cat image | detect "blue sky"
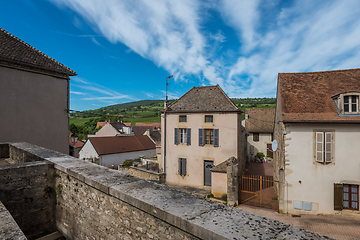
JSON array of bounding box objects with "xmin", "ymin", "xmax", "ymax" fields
[{"xmin": 1, "ymin": 0, "xmax": 360, "ymax": 111}]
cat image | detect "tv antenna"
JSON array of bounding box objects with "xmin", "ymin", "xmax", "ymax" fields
[{"xmin": 165, "ymin": 75, "xmax": 173, "ymax": 104}]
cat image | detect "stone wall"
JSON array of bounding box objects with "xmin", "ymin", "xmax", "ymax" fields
[
  {"xmin": 0, "ymin": 160, "xmax": 56, "ymax": 239},
  {"xmin": 0, "ymin": 201, "xmax": 27, "ymax": 240},
  {"xmin": 122, "ymin": 166, "xmax": 165, "ymax": 183},
  {"xmin": 2, "ymin": 142, "xmax": 328, "ymax": 240}
]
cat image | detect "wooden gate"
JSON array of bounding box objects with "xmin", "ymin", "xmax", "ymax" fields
[{"xmin": 240, "ymin": 175, "xmax": 279, "ymax": 210}]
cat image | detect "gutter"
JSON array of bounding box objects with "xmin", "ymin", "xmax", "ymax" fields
[{"xmin": 160, "ymin": 110, "xmax": 243, "ymax": 114}]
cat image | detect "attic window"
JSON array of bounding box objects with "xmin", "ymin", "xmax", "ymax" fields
[
  {"xmin": 344, "ymin": 95, "xmax": 358, "ymax": 113},
  {"xmin": 333, "ymin": 92, "xmax": 360, "ymax": 115}
]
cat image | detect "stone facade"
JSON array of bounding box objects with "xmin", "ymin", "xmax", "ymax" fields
[
  {"xmin": 122, "ymin": 166, "xmax": 165, "ymax": 183},
  {"xmin": 0, "ymin": 201, "xmax": 27, "ymax": 240},
  {"xmin": 0, "ymin": 142, "xmax": 329, "ymax": 240}
]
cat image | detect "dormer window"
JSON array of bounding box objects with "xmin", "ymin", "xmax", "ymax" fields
[
  {"xmin": 332, "ymin": 92, "xmax": 360, "ymax": 115},
  {"xmin": 344, "ymin": 95, "xmax": 358, "ymax": 113}
]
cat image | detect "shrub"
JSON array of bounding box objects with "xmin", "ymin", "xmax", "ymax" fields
[
  {"xmin": 256, "ymin": 152, "xmax": 265, "ymax": 159},
  {"xmin": 221, "ymin": 193, "xmax": 227, "ymax": 202}
]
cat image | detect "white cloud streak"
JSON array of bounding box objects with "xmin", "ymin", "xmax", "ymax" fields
[{"xmin": 55, "ymin": 0, "xmax": 360, "ymax": 98}]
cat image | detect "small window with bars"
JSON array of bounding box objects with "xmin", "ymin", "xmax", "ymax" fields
[
  {"xmin": 315, "ymin": 131, "xmax": 333, "ymax": 163},
  {"xmin": 205, "ymin": 115, "xmax": 213, "ymax": 123},
  {"xmin": 179, "ymin": 115, "xmax": 187, "ymax": 122}
]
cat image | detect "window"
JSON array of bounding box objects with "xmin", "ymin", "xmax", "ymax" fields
[
  {"xmin": 199, "ymin": 129, "xmax": 219, "ymax": 147},
  {"xmin": 179, "ymin": 115, "xmax": 187, "ymax": 122},
  {"xmin": 205, "ymin": 115, "xmax": 213, "ymax": 123},
  {"xmin": 315, "ymin": 131, "xmax": 333, "ymax": 163},
  {"xmin": 178, "ymin": 158, "xmax": 186, "ymax": 176},
  {"xmin": 253, "ymin": 133, "xmax": 259, "ymax": 142},
  {"xmin": 174, "ymin": 128, "xmax": 191, "ymax": 145},
  {"xmin": 344, "ymin": 95, "xmax": 358, "ymax": 113},
  {"xmin": 343, "ymin": 184, "xmax": 359, "ymax": 210},
  {"xmin": 205, "ymin": 129, "xmax": 214, "ymax": 145},
  {"xmin": 334, "ymin": 183, "xmax": 359, "ymax": 211}
]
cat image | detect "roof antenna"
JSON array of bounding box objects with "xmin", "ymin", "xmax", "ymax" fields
[{"xmin": 165, "ymin": 75, "xmax": 173, "ymax": 108}]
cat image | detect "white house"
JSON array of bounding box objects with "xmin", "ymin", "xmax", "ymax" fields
[
  {"xmin": 161, "ymin": 85, "xmax": 245, "ymax": 188},
  {"xmin": 274, "ymin": 69, "xmax": 360, "ymax": 216},
  {"xmin": 244, "ymin": 108, "xmax": 275, "ymax": 161},
  {"xmin": 89, "ymin": 121, "xmax": 133, "ymax": 137},
  {"xmin": 79, "ymin": 135, "xmax": 156, "ymax": 167}
]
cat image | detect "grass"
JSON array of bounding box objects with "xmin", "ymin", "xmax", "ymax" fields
[
  {"xmin": 123, "ymin": 116, "xmax": 160, "ymax": 125},
  {"xmin": 69, "ymin": 117, "xmax": 96, "ymax": 126}
]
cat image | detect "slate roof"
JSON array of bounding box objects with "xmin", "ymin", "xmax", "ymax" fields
[
  {"xmin": 245, "ymin": 108, "xmax": 275, "ymax": 133},
  {"xmin": 164, "ymin": 85, "xmax": 240, "ymax": 112},
  {"xmin": 0, "ymin": 27, "xmax": 76, "ymax": 76},
  {"xmin": 149, "ymin": 131, "xmax": 161, "ymax": 142},
  {"xmin": 89, "ymin": 135, "xmax": 155, "ymax": 155},
  {"xmin": 278, "ymin": 69, "xmax": 360, "ymax": 122},
  {"xmin": 210, "ymin": 156, "xmax": 238, "ymax": 173},
  {"xmin": 132, "ymin": 126, "xmax": 153, "ymax": 136}
]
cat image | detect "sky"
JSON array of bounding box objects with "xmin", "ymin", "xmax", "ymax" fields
[{"xmin": 1, "ymin": 0, "xmax": 360, "ymax": 111}]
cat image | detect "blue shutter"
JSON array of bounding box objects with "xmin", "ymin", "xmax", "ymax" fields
[
  {"xmin": 187, "ymin": 128, "xmax": 191, "ymax": 145},
  {"xmin": 214, "ymin": 129, "xmax": 219, "ymax": 147},
  {"xmin": 178, "ymin": 158, "xmax": 182, "ymax": 175},
  {"xmin": 174, "ymin": 128, "xmax": 178, "ymax": 145},
  {"xmin": 182, "ymin": 158, "xmax": 186, "ymax": 175},
  {"xmin": 199, "ymin": 129, "xmax": 204, "ymax": 146}
]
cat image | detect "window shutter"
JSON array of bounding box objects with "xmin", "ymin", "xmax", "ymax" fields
[
  {"xmin": 325, "ymin": 132, "xmax": 332, "ymax": 162},
  {"xmin": 174, "ymin": 128, "xmax": 178, "ymax": 145},
  {"xmin": 315, "ymin": 132, "xmax": 324, "ymax": 162},
  {"xmin": 334, "ymin": 183, "xmax": 343, "ymax": 211},
  {"xmin": 214, "ymin": 129, "xmax": 219, "ymax": 147},
  {"xmin": 182, "ymin": 158, "xmax": 186, "ymax": 175},
  {"xmin": 187, "ymin": 128, "xmax": 191, "ymax": 146},
  {"xmin": 178, "ymin": 158, "xmax": 182, "ymax": 175},
  {"xmin": 199, "ymin": 129, "xmax": 204, "ymax": 146}
]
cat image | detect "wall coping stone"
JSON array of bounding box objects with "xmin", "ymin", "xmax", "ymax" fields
[
  {"xmin": 0, "ymin": 201, "xmax": 27, "ymax": 240},
  {"xmin": 129, "ymin": 166, "xmax": 165, "ymax": 175},
  {"xmin": 7, "ymin": 142, "xmax": 328, "ymax": 240}
]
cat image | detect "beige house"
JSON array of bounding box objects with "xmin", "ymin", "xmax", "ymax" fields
[
  {"xmin": 89, "ymin": 121, "xmax": 133, "ymax": 137},
  {"xmin": 274, "ymin": 69, "xmax": 360, "ymax": 215},
  {"xmin": 245, "ymin": 108, "xmax": 275, "ymax": 161},
  {"xmin": 0, "ymin": 27, "xmax": 76, "ymax": 154},
  {"xmin": 161, "ymin": 85, "xmax": 244, "ymax": 188}
]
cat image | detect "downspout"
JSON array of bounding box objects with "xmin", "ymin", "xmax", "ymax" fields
[{"xmin": 163, "ymin": 110, "xmax": 167, "ymax": 181}]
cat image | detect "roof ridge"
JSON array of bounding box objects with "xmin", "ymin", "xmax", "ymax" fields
[
  {"xmin": 215, "ymin": 85, "xmax": 238, "ymax": 109},
  {"xmin": 0, "ymin": 27, "xmax": 76, "ymax": 75},
  {"xmin": 167, "ymin": 86, "xmax": 195, "ymax": 109},
  {"xmin": 279, "ymin": 68, "xmax": 360, "ymax": 75}
]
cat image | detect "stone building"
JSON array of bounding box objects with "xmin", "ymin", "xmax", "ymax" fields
[
  {"xmin": 0, "ymin": 27, "xmax": 76, "ymax": 154},
  {"xmin": 274, "ymin": 68, "xmax": 360, "ymax": 215},
  {"xmin": 161, "ymin": 85, "xmax": 245, "ymax": 188},
  {"xmin": 244, "ymin": 108, "xmax": 275, "ymax": 161}
]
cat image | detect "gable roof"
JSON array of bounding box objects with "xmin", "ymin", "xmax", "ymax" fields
[
  {"xmin": 245, "ymin": 108, "xmax": 275, "ymax": 133},
  {"xmin": 164, "ymin": 85, "xmax": 240, "ymax": 112},
  {"xmin": 132, "ymin": 126, "xmax": 152, "ymax": 136},
  {"xmin": 210, "ymin": 156, "xmax": 238, "ymax": 173},
  {"xmin": 278, "ymin": 68, "xmax": 360, "ymax": 122},
  {"xmin": 0, "ymin": 27, "xmax": 76, "ymax": 77},
  {"xmin": 89, "ymin": 135, "xmax": 155, "ymax": 155}
]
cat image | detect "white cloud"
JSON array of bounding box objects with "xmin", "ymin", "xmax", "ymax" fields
[{"xmin": 70, "ymin": 91, "xmax": 85, "ymax": 95}]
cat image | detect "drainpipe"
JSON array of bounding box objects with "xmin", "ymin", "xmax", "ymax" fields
[{"xmin": 163, "ymin": 75, "xmax": 172, "ymax": 181}]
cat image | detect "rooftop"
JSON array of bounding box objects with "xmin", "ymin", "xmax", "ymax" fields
[
  {"xmin": 164, "ymin": 85, "xmax": 240, "ymax": 112},
  {"xmin": 0, "ymin": 27, "xmax": 76, "ymax": 77},
  {"xmin": 278, "ymin": 68, "xmax": 360, "ymax": 122},
  {"xmin": 245, "ymin": 108, "xmax": 275, "ymax": 133}
]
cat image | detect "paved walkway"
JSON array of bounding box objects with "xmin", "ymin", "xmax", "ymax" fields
[
  {"xmin": 165, "ymin": 183, "xmax": 360, "ymax": 240},
  {"xmin": 238, "ymin": 204, "xmax": 360, "ymax": 240}
]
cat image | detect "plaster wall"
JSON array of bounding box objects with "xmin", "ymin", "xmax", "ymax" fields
[
  {"xmin": 90, "ymin": 123, "xmax": 119, "ymax": 137},
  {"xmin": 162, "ymin": 112, "xmax": 240, "ymax": 187},
  {"xmin": 247, "ymin": 133, "xmax": 272, "ymax": 160},
  {"xmin": 100, "ymin": 149, "xmax": 156, "ymax": 166},
  {"xmin": 0, "ymin": 66, "xmax": 69, "ymax": 154},
  {"xmin": 282, "ymin": 123, "xmax": 360, "ymax": 214},
  {"xmin": 211, "ymin": 172, "xmax": 227, "ymax": 198},
  {"xmin": 79, "ymin": 140, "xmax": 97, "ymax": 160}
]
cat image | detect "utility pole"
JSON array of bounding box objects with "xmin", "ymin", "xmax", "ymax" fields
[{"xmin": 163, "ymin": 75, "xmax": 173, "ymax": 181}]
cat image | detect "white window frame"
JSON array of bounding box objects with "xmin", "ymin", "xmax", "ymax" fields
[
  {"xmin": 314, "ymin": 130, "xmax": 334, "ymax": 163},
  {"xmin": 344, "ymin": 95, "xmax": 359, "ymax": 113},
  {"xmin": 179, "ymin": 128, "xmax": 187, "ymax": 144}
]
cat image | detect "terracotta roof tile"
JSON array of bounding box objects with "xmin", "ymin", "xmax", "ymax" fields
[
  {"xmin": 0, "ymin": 27, "xmax": 76, "ymax": 76},
  {"xmin": 165, "ymin": 85, "xmax": 240, "ymax": 112},
  {"xmin": 278, "ymin": 69, "xmax": 360, "ymax": 122},
  {"xmin": 69, "ymin": 138, "xmax": 84, "ymax": 148},
  {"xmin": 245, "ymin": 108, "xmax": 275, "ymax": 133},
  {"xmin": 89, "ymin": 135, "xmax": 155, "ymax": 155}
]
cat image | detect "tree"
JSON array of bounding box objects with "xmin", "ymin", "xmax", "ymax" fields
[{"xmin": 69, "ymin": 123, "xmax": 78, "ymax": 133}]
